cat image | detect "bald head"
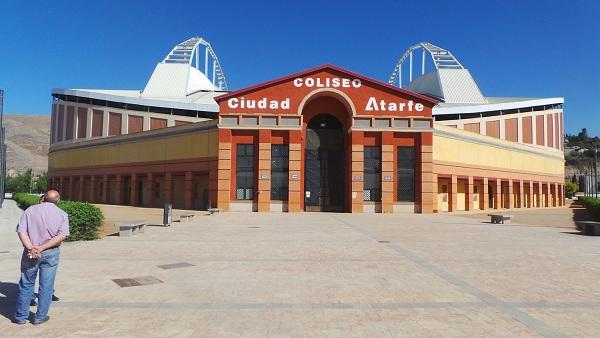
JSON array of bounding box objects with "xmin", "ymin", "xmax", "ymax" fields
[{"xmin": 45, "ymin": 190, "xmax": 60, "ymax": 204}]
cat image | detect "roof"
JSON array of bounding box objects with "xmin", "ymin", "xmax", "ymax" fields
[
  {"xmin": 433, "ymin": 97, "xmax": 564, "ymax": 115},
  {"xmin": 52, "ymin": 88, "xmax": 222, "ymax": 112},
  {"xmin": 216, "ymin": 64, "xmax": 440, "ymax": 105}
]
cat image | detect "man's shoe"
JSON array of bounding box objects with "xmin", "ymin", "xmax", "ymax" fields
[
  {"xmin": 31, "ymin": 316, "xmax": 49, "ymax": 325},
  {"xmin": 52, "ymin": 294, "xmax": 59, "ymax": 301},
  {"xmin": 12, "ymin": 319, "xmax": 26, "ymax": 325},
  {"xmin": 30, "ymin": 299, "xmax": 37, "ymax": 306}
]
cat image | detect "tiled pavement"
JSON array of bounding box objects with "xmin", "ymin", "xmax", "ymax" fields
[{"xmin": 1, "ymin": 201, "xmax": 599, "ymax": 337}]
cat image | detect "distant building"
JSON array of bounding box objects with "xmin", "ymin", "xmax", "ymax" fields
[{"xmin": 47, "ymin": 39, "xmax": 565, "ymax": 212}]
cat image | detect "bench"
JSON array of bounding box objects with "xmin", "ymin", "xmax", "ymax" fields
[
  {"xmin": 208, "ymin": 208, "xmax": 221, "ymax": 215},
  {"xmin": 576, "ymin": 221, "xmax": 600, "ymax": 236},
  {"xmin": 116, "ymin": 220, "xmax": 146, "ymax": 237},
  {"xmin": 488, "ymin": 214, "xmax": 513, "ymax": 224},
  {"xmin": 180, "ymin": 213, "xmax": 194, "ymax": 222}
]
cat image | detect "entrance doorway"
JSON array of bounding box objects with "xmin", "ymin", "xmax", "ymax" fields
[{"xmin": 304, "ymin": 114, "xmax": 346, "ymax": 212}]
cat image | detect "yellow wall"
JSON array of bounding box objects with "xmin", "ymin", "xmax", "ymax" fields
[
  {"xmin": 433, "ymin": 125, "xmax": 563, "ymax": 177},
  {"xmin": 49, "ymin": 129, "xmax": 218, "ymax": 169}
]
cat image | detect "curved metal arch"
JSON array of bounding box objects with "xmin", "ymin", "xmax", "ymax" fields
[
  {"xmin": 162, "ymin": 37, "xmax": 229, "ymax": 91},
  {"xmin": 388, "ymin": 42, "xmax": 464, "ymax": 87}
]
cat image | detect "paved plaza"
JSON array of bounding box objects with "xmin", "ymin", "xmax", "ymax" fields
[{"xmin": 1, "ymin": 201, "xmax": 600, "ymax": 337}]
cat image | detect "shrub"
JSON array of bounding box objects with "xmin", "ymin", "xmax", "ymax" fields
[
  {"xmin": 579, "ymin": 196, "xmax": 600, "ymax": 220},
  {"xmin": 13, "ymin": 192, "xmax": 40, "ymax": 209},
  {"xmin": 565, "ymin": 181, "xmax": 578, "ymax": 198},
  {"xmin": 13, "ymin": 193, "xmax": 104, "ymax": 241}
]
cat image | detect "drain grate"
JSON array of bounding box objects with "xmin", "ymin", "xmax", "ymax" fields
[
  {"xmin": 248, "ymin": 226, "xmax": 261, "ymax": 228},
  {"xmin": 112, "ymin": 275, "xmax": 163, "ymax": 288},
  {"xmin": 378, "ymin": 240, "xmax": 390, "ymax": 243},
  {"xmin": 157, "ymin": 262, "xmax": 195, "ymax": 270}
]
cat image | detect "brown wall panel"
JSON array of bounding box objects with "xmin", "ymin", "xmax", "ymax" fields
[
  {"xmin": 522, "ymin": 116, "xmax": 532, "ymax": 144},
  {"xmin": 92, "ymin": 110, "xmax": 103, "ymax": 137},
  {"xmin": 536, "ymin": 115, "xmax": 544, "ymax": 145},
  {"xmin": 77, "ymin": 108, "xmax": 87, "ymax": 139},
  {"xmin": 66, "ymin": 106, "xmax": 75, "ymax": 140},
  {"xmin": 175, "ymin": 120, "xmax": 191, "ymax": 126},
  {"xmin": 57, "ymin": 106, "xmax": 64, "ymax": 142},
  {"xmin": 109, "ymin": 112, "xmax": 122, "ymax": 136},
  {"xmin": 150, "ymin": 117, "xmax": 167, "ymax": 130},
  {"xmin": 546, "ymin": 114, "xmax": 553, "ymax": 148},
  {"xmin": 559, "ymin": 112, "xmax": 564, "ymax": 150},
  {"xmin": 486, "ymin": 120, "xmax": 500, "ymax": 138},
  {"xmin": 50, "ymin": 106, "xmax": 56, "ymax": 144},
  {"xmin": 505, "ymin": 118, "xmax": 518, "ymax": 142},
  {"xmin": 554, "ymin": 113, "xmax": 559, "ymax": 149},
  {"xmin": 463, "ymin": 123, "xmax": 480, "ymax": 134},
  {"xmin": 128, "ymin": 115, "xmax": 143, "ymax": 134}
]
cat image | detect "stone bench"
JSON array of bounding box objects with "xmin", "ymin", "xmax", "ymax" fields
[
  {"xmin": 180, "ymin": 213, "xmax": 194, "ymax": 222},
  {"xmin": 488, "ymin": 214, "xmax": 513, "ymax": 224},
  {"xmin": 208, "ymin": 208, "xmax": 221, "ymax": 215},
  {"xmin": 576, "ymin": 221, "xmax": 600, "ymax": 236},
  {"xmin": 116, "ymin": 220, "xmax": 146, "ymax": 237}
]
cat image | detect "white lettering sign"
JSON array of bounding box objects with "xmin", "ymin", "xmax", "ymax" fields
[
  {"xmin": 365, "ymin": 97, "xmax": 424, "ymax": 112},
  {"xmin": 227, "ymin": 97, "xmax": 290, "ymax": 110},
  {"xmin": 293, "ymin": 77, "xmax": 361, "ymax": 89}
]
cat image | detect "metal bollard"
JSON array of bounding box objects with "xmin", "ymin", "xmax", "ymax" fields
[{"xmin": 163, "ymin": 203, "xmax": 172, "ymax": 226}]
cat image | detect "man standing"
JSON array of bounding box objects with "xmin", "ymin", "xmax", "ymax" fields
[{"xmin": 13, "ymin": 190, "xmax": 69, "ymax": 325}]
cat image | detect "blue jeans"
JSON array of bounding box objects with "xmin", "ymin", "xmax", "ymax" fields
[{"xmin": 14, "ymin": 247, "xmax": 60, "ymax": 323}]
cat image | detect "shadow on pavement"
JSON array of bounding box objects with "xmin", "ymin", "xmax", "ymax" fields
[{"xmin": 0, "ymin": 281, "xmax": 19, "ymax": 321}]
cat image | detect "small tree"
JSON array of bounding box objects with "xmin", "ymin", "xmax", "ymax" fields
[
  {"xmin": 565, "ymin": 180, "xmax": 578, "ymax": 198},
  {"xmin": 5, "ymin": 169, "xmax": 33, "ymax": 193},
  {"xmin": 34, "ymin": 172, "xmax": 48, "ymax": 193}
]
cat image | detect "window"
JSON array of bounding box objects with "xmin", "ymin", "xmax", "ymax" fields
[
  {"xmin": 271, "ymin": 144, "xmax": 289, "ymax": 200},
  {"xmin": 236, "ymin": 144, "xmax": 254, "ymax": 200},
  {"xmin": 397, "ymin": 146, "xmax": 415, "ymax": 202},
  {"xmin": 363, "ymin": 146, "xmax": 381, "ymax": 201}
]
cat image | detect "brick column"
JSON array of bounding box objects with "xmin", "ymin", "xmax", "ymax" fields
[
  {"xmin": 483, "ymin": 177, "xmax": 489, "ymax": 210},
  {"xmin": 101, "ymin": 174, "xmax": 108, "ymax": 204},
  {"xmin": 351, "ymin": 132, "xmax": 364, "ymax": 213},
  {"xmin": 145, "ymin": 173, "xmax": 154, "ymax": 208},
  {"xmin": 561, "ymin": 184, "xmax": 565, "ymax": 206},
  {"xmin": 449, "ymin": 175, "xmax": 458, "ymax": 212},
  {"xmin": 79, "ymin": 175, "xmax": 85, "ymax": 201},
  {"xmin": 508, "ymin": 179, "xmax": 514, "ymax": 209},
  {"xmin": 518, "ymin": 180, "xmax": 524, "ymax": 208},
  {"xmin": 553, "ymin": 182, "xmax": 559, "ymax": 207},
  {"xmin": 184, "ymin": 171, "xmax": 193, "ymax": 210},
  {"xmin": 494, "ymin": 179, "xmax": 501, "ymax": 209},
  {"xmin": 420, "ymin": 133, "xmax": 435, "ymax": 213},
  {"xmin": 466, "ymin": 176, "xmax": 474, "ymax": 211},
  {"xmin": 130, "ymin": 173, "xmax": 137, "ymax": 207},
  {"xmin": 164, "ymin": 172, "xmax": 172, "ymax": 206},
  {"xmin": 67, "ymin": 177, "xmax": 73, "ymax": 201},
  {"xmin": 536, "ymin": 182, "xmax": 542, "ymax": 207},
  {"xmin": 115, "ymin": 174, "xmax": 122, "ymax": 205},
  {"xmin": 288, "ymin": 131, "xmax": 302, "ymax": 212},
  {"xmin": 216, "ymin": 129, "xmax": 232, "ymax": 211},
  {"xmin": 432, "ymin": 174, "xmax": 439, "ymax": 212},
  {"xmin": 381, "ymin": 132, "xmax": 394, "ymax": 213},
  {"xmin": 90, "ymin": 176, "xmax": 96, "ymax": 202},
  {"xmin": 257, "ymin": 130, "xmax": 271, "ymax": 212},
  {"xmin": 528, "ymin": 181, "xmax": 534, "ymax": 208}
]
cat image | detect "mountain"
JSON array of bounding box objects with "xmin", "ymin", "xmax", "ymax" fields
[{"xmin": 2, "ymin": 114, "xmax": 50, "ymax": 175}]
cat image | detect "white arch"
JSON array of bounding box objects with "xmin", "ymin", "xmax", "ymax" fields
[
  {"xmin": 162, "ymin": 37, "xmax": 229, "ymax": 90},
  {"xmin": 297, "ymin": 88, "xmax": 357, "ymax": 118},
  {"xmin": 388, "ymin": 42, "xmax": 464, "ymax": 88}
]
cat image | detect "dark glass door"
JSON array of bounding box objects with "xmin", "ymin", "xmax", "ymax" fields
[{"xmin": 304, "ymin": 114, "xmax": 345, "ymax": 212}]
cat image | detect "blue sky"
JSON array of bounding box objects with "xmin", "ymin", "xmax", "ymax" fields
[{"xmin": 1, "ymin": 0, "xmax": 598, "ymax": 135}]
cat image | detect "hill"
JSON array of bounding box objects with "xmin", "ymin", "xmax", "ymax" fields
[{"xmin": 2, "ymin": 114, "xmax": 50, "ymax": 175}]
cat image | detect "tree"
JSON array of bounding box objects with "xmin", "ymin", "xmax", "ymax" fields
[
  {"xmin": 5, "ymin": 169, "xmax": 33, "ymax": 193},
  {"xmin": 565, "ymin": 181, "xmax": 578, "ymax": 198},
  {"xmin": 34, "ymin": 172, "xmax": 48, "ymax": 193}
]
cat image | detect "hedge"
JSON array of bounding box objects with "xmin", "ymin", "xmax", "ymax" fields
[
  {"xmin": 13, "ymin": 193, "xmax": 105, "ymax": 241},
  {"xmin": 579, "ymin": 196, "xmax": 600, "ymax": 220}
]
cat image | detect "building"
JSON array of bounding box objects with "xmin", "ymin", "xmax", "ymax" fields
[{"xmin": 47, "ymin": 38, "xmax": 565, "ymax": 213}]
